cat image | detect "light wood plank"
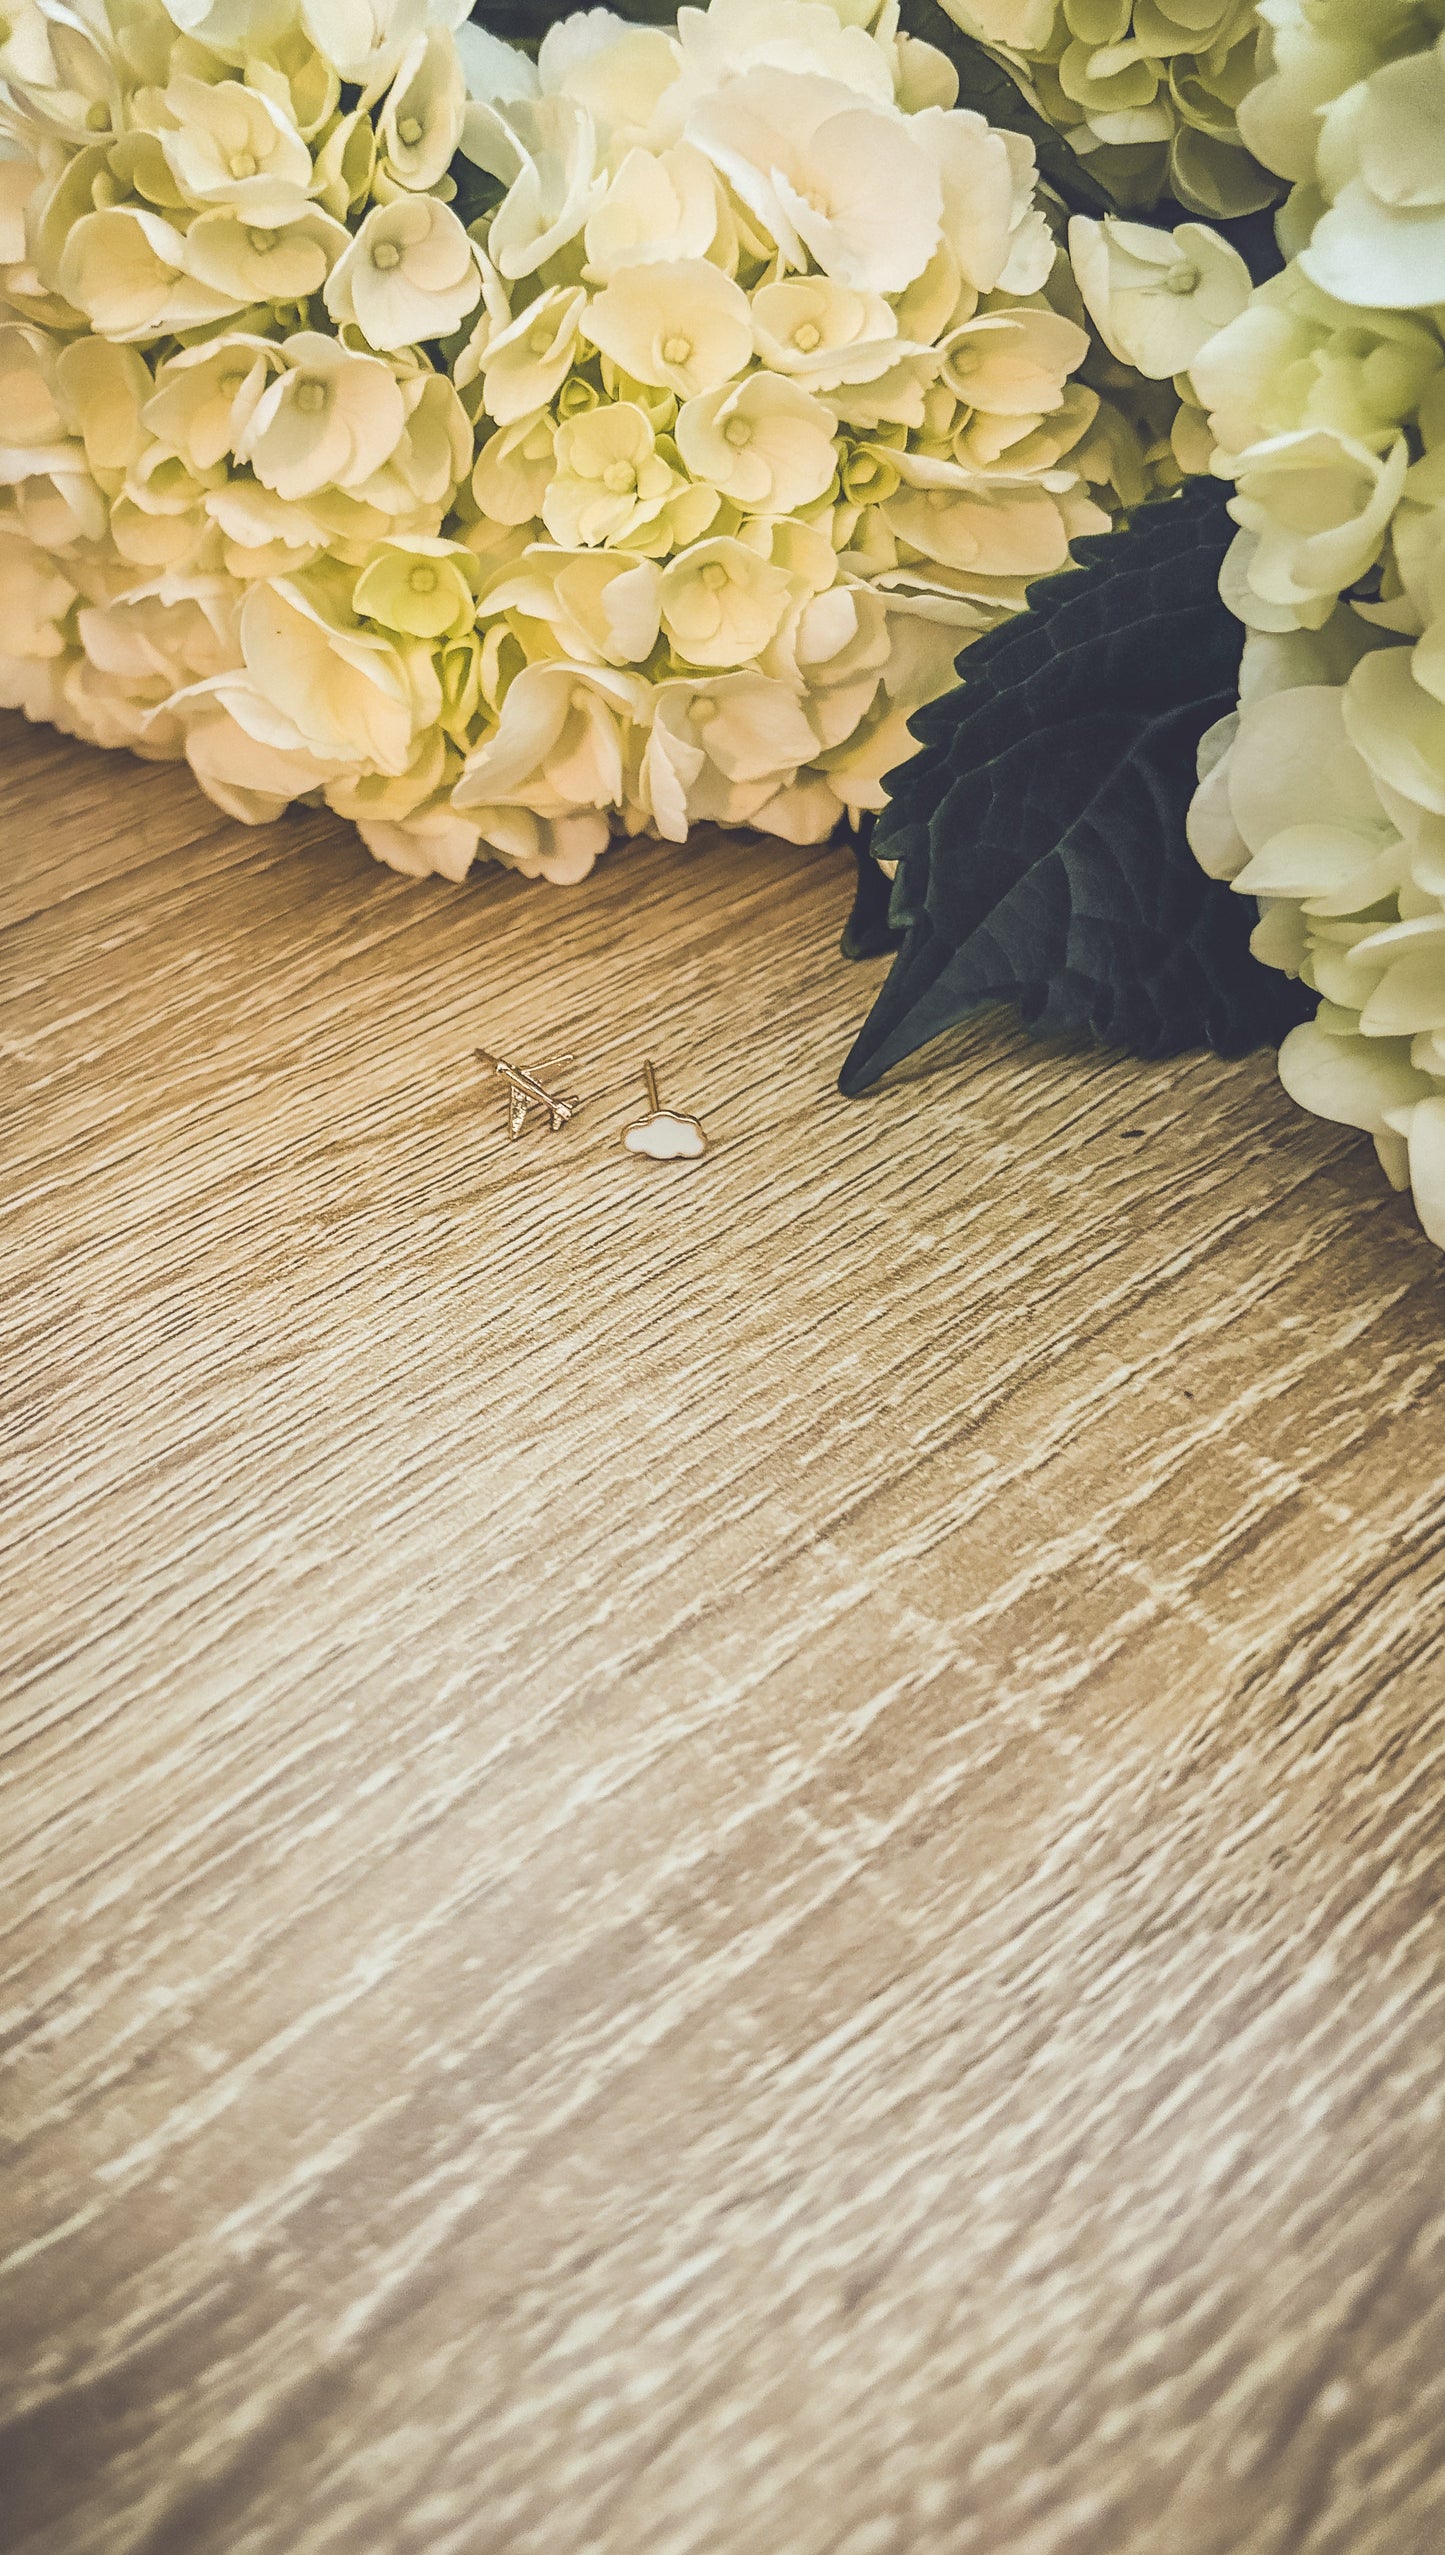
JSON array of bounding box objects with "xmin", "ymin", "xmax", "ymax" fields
[{"xmin": 3, "ymin": 709, "xmax": 1444, "ymax": 2555}]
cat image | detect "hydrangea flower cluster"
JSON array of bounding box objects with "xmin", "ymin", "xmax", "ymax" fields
[
  {"xmin": 1182, "ymin": 0, "xmax": 1445, "ymax": 1249},
  {"xmin": 0, "ymin": 0, "xmax": 1167, "ymax": 887},
  {"xmin": 933, "ymin": 0, "xmax": 1279, "ymax": 217}
]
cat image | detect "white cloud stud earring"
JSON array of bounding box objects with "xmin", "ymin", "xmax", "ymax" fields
[{"xmin": 623, "ymin": 1061, "xmax": 709, "ymax": 1161}]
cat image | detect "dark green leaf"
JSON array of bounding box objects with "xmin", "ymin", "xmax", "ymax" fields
[
  {"xmin": 840, "ymin": 819, "xmax": 907, "ymax": 962},
  {"xmin": 838, "ymin": 480, "xmax": 1316, "ymax": 1098}
]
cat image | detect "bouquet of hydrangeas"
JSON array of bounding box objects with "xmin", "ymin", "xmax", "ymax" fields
[
  {"xmin": 1179, "ymin": 0, "xmax": 1445, "ymax": 1249},
  {"xmin": 0, "ymin": 0, "xmax": 1173, "ymax": 885}
]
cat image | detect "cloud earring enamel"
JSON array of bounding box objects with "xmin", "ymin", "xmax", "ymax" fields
[{"xmin": 622, "ymin": 1061, "xmax": 708, "ymax": 1161}]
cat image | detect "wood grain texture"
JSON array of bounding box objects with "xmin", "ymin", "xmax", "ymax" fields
[{"xmin": 3, "ymin": 708, "xmax": 1445, "ymax": 2555}]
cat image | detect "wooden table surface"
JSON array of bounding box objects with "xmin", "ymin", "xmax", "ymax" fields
[{"xmin": 4, "ymin": 708, "xmax": 1445, "ymax": 2555}]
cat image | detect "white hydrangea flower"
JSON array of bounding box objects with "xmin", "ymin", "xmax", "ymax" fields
[
  {"xmin": 295, "ymin": 0, "xmax": 468, "ymax": 101},
  {"xmin": 1224, "ymin": 428, "xmax": 1409, "ymax": 632},
  {"xmin": 235, "ymin": 333, "xmax": 410, "ymax": 500},
  {"xmin": 542, "ymin": 400, "xmax": 684, "ymax": 548},
  {"xmin": 229, "ymin": 568, "xmax": 433, "ymax": 773},
  {"xmin": 376, "ymin": 25, "xmax": 465, "ymax": 193},
  {"xmin": 0, "ymin": 524, "xmax": 74, "ymax": 659},
  {"xmin": 478, "ymin": 284, "xmax": 585, "ymax": 427},
  {"xmin": 1069, "ymin": 215, "xmax": 1252, "ymax": 379},
  {"xmin": 537, "ymin": 12, "xmax": 681, "ymax": 155},
  {"xmin": 939, "ymin": 307, "xmax": 1091, "ymax": 420},
  {"xmin": 451, "ymin": 658, "xmax": 651, "ymax": 826},
  {"xmin": 886, "ymin": 467, "xmax": 1076, "ymax": 584},
  {"xmin": 658, "ymin": 534, "xmax": 797, "ymax": 668},
  {"xmin": 583, "ymin": 142, "xmax": 721, "ymax": 281},
  {"xmin": 583, "ymin": 258, "xmax": 753, "ymax": 399},
  {"xmin": 159, "ymin": 71, "xmax": 315, "ymax": 220},
  {"xmin": 1301, "ymin": 41, "xmax": 1445, "ymax": 312},
  {"xmin": 471, "ymin": 408, "xmax": 557, "ymax": 529},
  {"xmin": 324, "ymin": 195, "xmax": 480, "ymax": 349},
  {"xmin": 356, "ymin": 798, "xmax": 481, "ymax": 881},
  {"xmin": 353, "ymin": 532, "xmax": 478, "ymax": 638},
  {"xmin": 0, "ymin": 0, "xmax": 55, "ymax": 88},
  {"xmin": 481, "ymin": 545, "xmax": 664, "ymax": 666},
  {"xmin": 1189, "ymin": 269, "xmax": 1444, "ymax": 465},
  {"xmin": 143, "ymin": 336, "xmax": 284, "ymax": 475},
  {"xmin": 784, "ymin": 577, "xmax": 892, "ymax": 747},
  {"xmin": 673, "ymin": 0, "xmax": 899, "ymax": 107},
  {"xmin": 0, "ymin": 319, "xmax": 66, "ymax": 447},
  {"xmin": 182, "ymin": 205, "xmax": 351, "ymax": 307},
  {"xmin": 58, "ymin": 207, "xmax": 236, "ymax": 340},
  {"xmin": 54, "ymin": 335, "xmax": 153, "ymax": 478},
  {"xmin": 675, "ymin": 371, "xmax": 838, "ymax": 513},
  {"xmin": 642, "ymin": 669, "xmax": 820, "ymax": 840},
  {"xmin": 914, "ymin": 103, "xmax": 1020, "ymax": 297},
  {"xmin": 1188, "ymin": 640, "xmax": 1445, "ymax": 1245},
  {"xmin": 688, "ymin": 68, "xmax": 944, "ymax": 293},
  {"xmin": 751, "ymin": 275, "xmax": 901, "ymax": 391},
  {"xmin": 463, "ymin": 92, "xmax": 606, "ymax": 282}
]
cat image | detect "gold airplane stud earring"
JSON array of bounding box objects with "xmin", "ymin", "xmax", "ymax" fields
[
  {"xmin": 475, "ymin": 1048, "xmax": 582, "ymax": 1141},
  {"xmin": 622, "ymin": 1060, "xmax": 709, "ymax": 1161}
]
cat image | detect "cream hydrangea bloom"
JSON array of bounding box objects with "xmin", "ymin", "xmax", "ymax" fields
[
  {"xmin": 1069, "ymin": 214, "xmax": 1251, "ymax": 377},
  {"xmin": 142, "ymin": 336, "xmax": 282, "ymax": 474},
  {"xmin": 0, "ymin": 0, "xmax": 1159, "ymax": 906},
  {"xmin": 1301, "ymin": 39, "xmax": 1445, "ymax": 313},
  {"xmin": 937, "ymin": 0, "xmax": 1279, "ymax": 217},
  {"xmin": 376, "ymin": 25, "xmax": 465, "ymax": 194},
  {"xmin": 542, "ymin": 400, "xmax": 686, "ymax": 548},
  {"xmin": 185, "ymin": 206, "xmax": 351, "ymax": 308},
  {"xmin": 583, "ymin": 142, "xmax": 721, "ymax": 281},
  {"xmin": 583, "ymin": 258, "xmax": 753, "ymax": 400},
  {"xmin": 463, "ymin": 92, "xmax": 606, "ymax": 282},
  {"xmin": 675, "ymin": 372, "xmax": 838, "ymax": 513},
  {"xmin": 688, "ymin": 70, "xmax": 946, "ymax": 294},
  {"xmin": 751, "ymin": 276, "xmax": 902, "ymax": 391},
  {"xmin": 1189, "ymin": 632, "xmax": 1445, "ymax": 1244},
  {"xmin": 643, "ymin": 670, "xmax": 821, "ymax": 840},
  {"xmin": 1190, "ymin": 269, "xmax": 1444, "ymax": 465},
  {"xmin": 1172, "ymin": 0, "xmax": 1445, "ymax": 1257},
  {"xmin": 480, "ymin": 545, "xmax": 664, "ymax": 666},
  {"xmin": 236, "ymin": 334, "xmax": 410, "ymax": 498},
  {"xmin": 658, "ymin": 534, "xmax": 797, "ymax": 667},
  {"xmin": 451, "ymin": 659, "xmax": 651, "ymax": 830},
  {"xmin": 159, "ymin": 71, "xmax": 316, "ymax": 221},
  {"xmin": 478, "ymin": 284, "xmax": 584, "ymax": 427},
  {"xmin": 1224, "ymin": 428, "xmax": 1409, "ymax": 632},
  {"xmin": 58, "ymin": 207, "xmax": 237, "ymax": 340},
  {"xmin": 324, "ymin": 195, "xmax": 479, "ymax": 348}
]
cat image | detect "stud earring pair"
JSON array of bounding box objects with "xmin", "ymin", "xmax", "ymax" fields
[{"xmin": 475, "ymin": 1049, "xmax": 709, "ymax": 1158}]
